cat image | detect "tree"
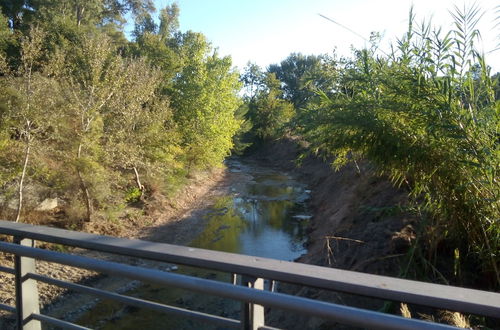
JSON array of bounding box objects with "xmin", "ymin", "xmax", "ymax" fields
[
  {"xmin": 169, "ymin": 31, "xmax": 242, "ymax": 169},
  {"xmin": 0, "ymin": 26, "xmax": 60, "ymax": 222},
  {"xmin": 250, "ymin": 73, "xmax": 294, "ymax": 140},
  {"xmin": 102, "ymin": 57, "xmax": 179, "ymax": 198},
  {"xmin": 129, "ymin": 4, "xmax": 183, "ymax": 93},
  {"xmin": 35, "ymin": 0, "xmax": 154, "ymax": 27},
  {"xmin": 55, "ymin": 32, "xmax": 124, "ymax": 222},
  {"xmin": 158, "ymin": 3, "xmax": 179, "ymax": 40},
  {"xmin": 268, "ymin": 53, "xmax": 334, "ymax": 110},
  {"xmin": 0, "ymin": 0, "xmax": 36, "ymax": 30},
  {"xmin": 241, "ymin": 62, "xmax": 265, "ymax": 102}
]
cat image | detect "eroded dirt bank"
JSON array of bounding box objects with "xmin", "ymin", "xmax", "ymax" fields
[
  {"xmin": 246, "ymin": 139, "xmax": 418, "ymax": 329},
  {"xmin": 0, "ymin": 167, "xmax": 244, "ymax": 328}
]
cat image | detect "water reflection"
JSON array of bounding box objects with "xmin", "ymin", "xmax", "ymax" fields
[
  {"xmin": 191, "ymin": 169, "xmax": 309, "ymax": 261},
  {"xmin": 74, "ymin": 162, "xmax": 310, "ymax": 329}
]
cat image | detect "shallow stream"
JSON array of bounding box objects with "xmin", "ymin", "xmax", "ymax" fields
[{"xmin": 75, "ymin": 159, "xmax": 311, "ymax": 329}]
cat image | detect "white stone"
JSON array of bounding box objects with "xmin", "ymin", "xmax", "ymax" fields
[
  {"xmin": 292, "ymin": 215, "xmax": 312, "ymax": 220},
  {"xmin": 35, "ymin": 198, "xmax": 62, "ymax": 211}
]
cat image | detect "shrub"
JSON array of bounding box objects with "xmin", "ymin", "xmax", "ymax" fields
[{"xmin": 299, "ymin": 5, "xmax": 499, "ymax": 287}]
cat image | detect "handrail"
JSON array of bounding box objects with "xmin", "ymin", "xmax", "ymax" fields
[
  {"xmin": 0, "ymin": 220, "xmax": 498, "ymax": 318},
  {"xmin": 0, "ymin": 220, "xmax": 499, "ymax": 330},
  {"xmin": 0, "ymin": 241, "xmax": 457, "ymax": 330},
  {"xmin": 28, "ymin": 272, "xmax": 240, "ymax": 328}
]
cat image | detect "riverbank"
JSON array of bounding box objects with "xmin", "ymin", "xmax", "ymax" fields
[
  {"xmin": 0, "ymin": 141, "xmax": 416, "ymax": 328},
  {"xmin": 247, "ymin": 138, "xmax": 414, "ymax": 274},
  {"xmin": 0, "ymin": 139, "xmax": 464, "ymax": 328},
  {"xmin": 73, "ymin": 158, "xmax": 310, "ymax": 329},
  {"xmin": 245, "ymin": 138, "xmax": 419, "ymax": 328},
  {"xmin": 0, "ymin": 166, "xmax": 244, "ymax": 327}
]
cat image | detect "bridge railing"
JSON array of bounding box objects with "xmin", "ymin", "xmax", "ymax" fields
[{"xmin": 0, "ymin": 220, "xmax": 498, "ymax": 330}]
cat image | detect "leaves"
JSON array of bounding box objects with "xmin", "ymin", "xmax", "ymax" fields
[
  {"xmin": 0, "ymin": 2, "xmax": 243, "ymax": 223},
  {"xmin": 292, "ymin": 6, "xmax": 499, "ymax": 287}
]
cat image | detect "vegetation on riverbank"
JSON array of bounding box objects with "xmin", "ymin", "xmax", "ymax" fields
[
  {"xmin": 0, "ymin": 2, "xmax": 242, "ymax": 226},
  {"xmin": 0, "ymin": 0, "xmax": 498, "ymax": 294},
  {"xmin": 240, "ymin": 5, "xmax": 499, "ymax": 290}
]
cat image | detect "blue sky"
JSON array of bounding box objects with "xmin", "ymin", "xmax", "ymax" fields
[{"xmin": 152, "ymin": 0, "xmax": 500, "ymax": 72}]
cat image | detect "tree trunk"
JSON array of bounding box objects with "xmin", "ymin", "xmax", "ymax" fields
[
  {"xmin": 77, "ymin": 144, "xmax": 92, "ymax": 222},
  {"xmin": 132, "ymin": 166, "xmax": 145, "ymax": 194},
  {"xmin": 76, "ymin": 5, "xmax": 84, "ymax": 26},
  {"xmin": 15, "ymin": 141, "xmax": 30, "ymax": 223},
  {"xmin": 77, "ymin": 169, "xmax": 92, "ymax": 222}
]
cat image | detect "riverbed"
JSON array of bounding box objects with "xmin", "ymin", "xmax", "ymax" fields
[{"xmin": 74, "ymin": 158, "xmax": 311, "ymax": 329}]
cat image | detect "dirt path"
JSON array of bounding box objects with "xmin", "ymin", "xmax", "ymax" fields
[{"xmin": 0, "ymin": 165, "xmax": 248, "ymax": 327}]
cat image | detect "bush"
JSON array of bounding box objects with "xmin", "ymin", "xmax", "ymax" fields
[
  {"xmin": 299, "ymin": 5, "xmax": 499, "ymax": 288},
  {"xmin": 125, "ymin": 187, "xmax": 142, "ymax": 203}
]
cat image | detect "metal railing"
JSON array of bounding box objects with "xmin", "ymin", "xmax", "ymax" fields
[{"xmin": 0, "ymin": 220, "xmax": 499, "ymax": 330}]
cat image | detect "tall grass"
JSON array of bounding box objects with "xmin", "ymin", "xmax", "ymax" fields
[{"xmin": 300, "ymin": 4, "xmax": 499, "ymax": 287}]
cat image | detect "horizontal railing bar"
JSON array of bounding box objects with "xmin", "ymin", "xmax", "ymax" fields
[
  {"xmin": 29, "ymin": 273, "xmax": 240, "ymax": 328},
  {"xmin": 0, "ymin": 302, "xmax": 15, "ymax": 313},
  {"xmin": 0, "ymin": 220, "xmax": 498, "ymax": 318},
  {"xmin": 30, "ymin": 313, "xmax": 91, "ymax": 330},
  {"xmin": 0, "ymin": 265, "xmax": 14, "ymax": 275},
  {"xmin": 0, "ymin": 241, "xmax": 457, "ymax": 330}
]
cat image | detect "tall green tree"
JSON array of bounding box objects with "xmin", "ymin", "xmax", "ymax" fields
[
  {"xmin": 102, "ymin": 57, "xmax": 180, "ymax": 197},
  {"xmin": 129, "ymin": 4, "xmax": 182, "ymax": 93},
  {"xmin": 0, "ymin": 26, "xmax": 60, "ymax": 222},
  {"xmin": 268, "ymin": 53, "xmax": 335, "ymax": 110},
  {"xmin": 249, "ymin": 72, "xmax": 294, "ymax": 140},
  {"xmin": 241, "ymin": 62, "xmax": 265, "ymax": 102},
  {"xmin": 158, "ymin": 3, "xmax": 179, "ymax": 40},
  {"xmin": 169, "ymin": 31, "xmax": 242, "ymax": 169},
  {"xmin": 54, "ymin": 32, "xmax": 124, "ymax": 222}
]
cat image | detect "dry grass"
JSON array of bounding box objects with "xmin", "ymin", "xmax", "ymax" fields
[
  {"xmin": 441, "ymin": 311, "xmax": 471, "ymax": 328},
  {"xmin": 400, "ymin": 303, "xmax": 412, "ymax": 318}
]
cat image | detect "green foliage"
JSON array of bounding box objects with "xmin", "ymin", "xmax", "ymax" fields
[
  {"xmin": 169, "ymin": 32, "xmax": 242, "ymax": 168},
  {"xmin": 240, "ymin": 57, "xmax": 335, "ymax": 144},
  {"xmin": 0, "ymin": 2, "xmax": 243, "ymax": 224},
  {"xmin": 241, "ymin": 62, "xmax": 266, "ymax": 101},
  {"xmin": 268, "ymin": 53, "xmax": 337, "ymax": 110},
  {"xmin": 297, "ymin": 5, "xmax": 499, "ymax": 287},
  {"xmin": 249, "ymin": 73, "xmax": 295, "ymax": 140},
  {"xmin": 0, "ymin": 26, "xmax": 64, "ymax": 221},
  {"xmin": 231, "ymin": 103, "xmax": 253, "ymax": 155},
  {"xmin": 125, "ymin": 187, "xmax": 142, "ymax": 203}
]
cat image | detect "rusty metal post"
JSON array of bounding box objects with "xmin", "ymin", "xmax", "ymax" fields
[
  {"xmin": 14, "ymin": 237, "xmax": 41, "ymax": 330},
  {"xmin": 241, "ymin": 276, "xmax": 265, "ymax": 330}
]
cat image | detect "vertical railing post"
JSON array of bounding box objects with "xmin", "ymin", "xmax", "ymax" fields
[
  {"xmin": 14, "ymin": 237, "xmax": 41, "ymax": 330},
  {"xmin": 241, "ymin": 276, "xmax": 265, "ymax": 330}
]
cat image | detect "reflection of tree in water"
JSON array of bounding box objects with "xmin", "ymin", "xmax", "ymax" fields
[
  {"xmin": 77, "ymin": 168, "xmax": 310, "ymax": 329},
  {"xmin": 190, "ymin": 196, "xmax": 248, "ymax": 253},
  {"xmin": 261, "ymin": 199, "xmax": 294, "ymax": 229},
  {"xmin": 246, "ymin": 172, "xmax": 293, "ymax": 198},
  {"xmin": 247, "ymin": 183, "xmax": 295, "ymax": 198}
]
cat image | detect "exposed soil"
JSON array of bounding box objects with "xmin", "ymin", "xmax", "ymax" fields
[
  {"xmin": 245, "ymin": 139, "xmax": 419, "ymax": 329},
  {"xmin": 0, "ymin": 166, "xmax": 247, "ymax": 328}
]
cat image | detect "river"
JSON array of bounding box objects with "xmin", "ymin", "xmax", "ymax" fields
[{"xmin": 75, "ymin": 158, "xmax": 311, "ymax": 329}]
